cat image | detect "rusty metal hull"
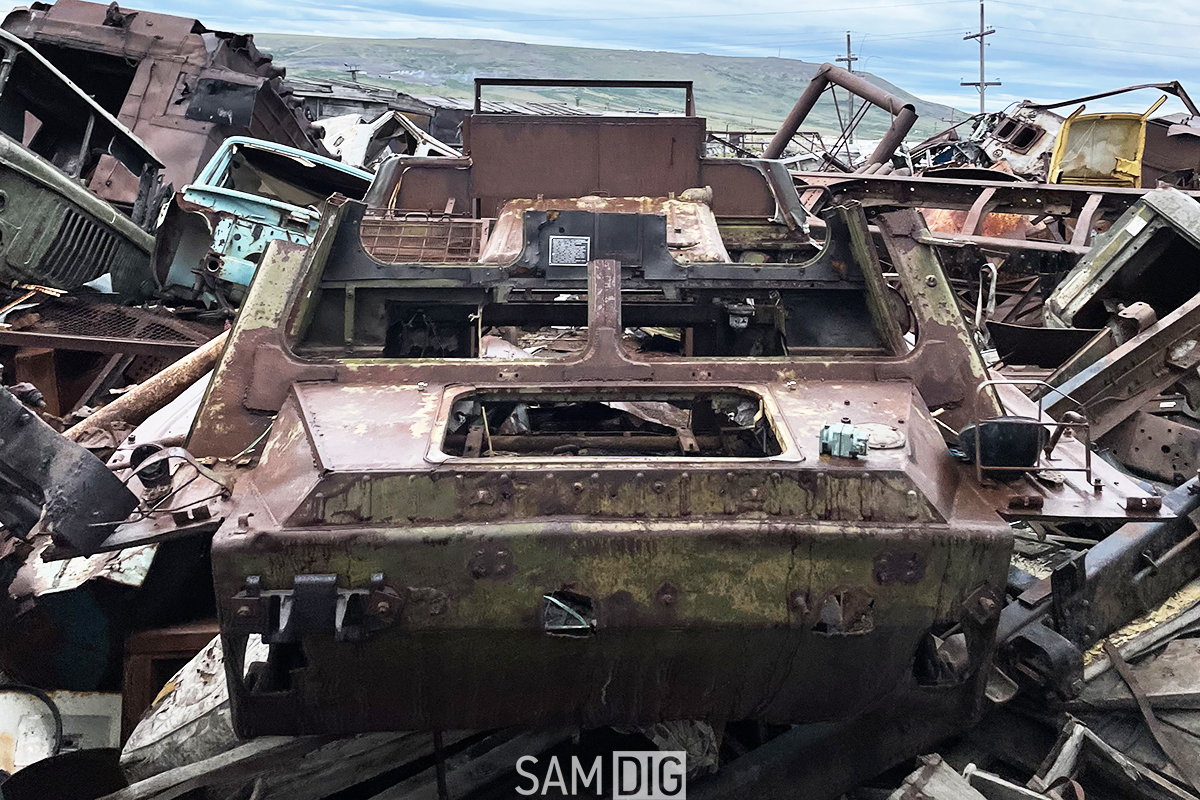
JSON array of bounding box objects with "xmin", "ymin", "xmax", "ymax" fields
[
  {"xmin": 219, "ymin": 515, "xmax": 1009, "ymax": 735},
  {"xmin": 216, "ymin": 377, "xmax": 1013, "ymax": 731},
  {"xmin": 202, "ymin": 202, "xmax": 1026, "ymax": 735},
  {"xmin": 194, "ymin": 146, "xmax": 1163, "ymax": 734}
]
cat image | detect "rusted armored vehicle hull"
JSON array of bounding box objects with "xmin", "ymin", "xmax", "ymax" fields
[
  {"xmin": 216, "ymin": 381, "xmax": 1012, "ymax": 733},
  {"xmin": 187, "ymin": 89, "xmax": 1164, "ymax": 740},
  {"xmin": 197, "ymin": 197, "xmax": 1025, "ymax": 736}
]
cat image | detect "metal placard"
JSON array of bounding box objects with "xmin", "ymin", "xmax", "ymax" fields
[{"xmin": 548, "ymin": 235, "xmax": 590, "ymax": 267}]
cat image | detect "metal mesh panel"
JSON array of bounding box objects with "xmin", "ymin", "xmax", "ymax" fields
[
  {"xmin": 29, "ymin": 300, "xmax": 213, "ymax": 343},
  {"xmin": 360, "ymin": 212, "xmax": 486, "ymax": 263}
]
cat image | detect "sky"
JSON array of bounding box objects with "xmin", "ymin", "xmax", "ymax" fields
[{"xmin": 128, "ymin": 0, "xmax": 1198, "ymax": 116}]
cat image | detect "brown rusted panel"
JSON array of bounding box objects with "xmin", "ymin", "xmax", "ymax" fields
[
  {"xmin": 477, "ymin": 193, "xmax": 728, "ymax": 266},
  {"xmin": 2, "ymin": 0, "xmax": 325, "ymax": 204},
  {"xmin": 465, "ymin": 115, "xmax": 704, "ymax": 216},
  {"xmin": 364, "ymin": 156, "xmax": 474, "ymax": 213},
  {"xmin": 1103, "ymin": 410, "xmax": 1200, "ymax": 484},
  {"xmin": 699, "ymin": 159, "xmax": 778, "ymax": 219},
  {"xmin": 1143, "ymin": 117, "xmax": 1200, "ymax": 188},
  {"xmin": 187, "ymin": 239, "xmax": 313, "ymax": 457}
]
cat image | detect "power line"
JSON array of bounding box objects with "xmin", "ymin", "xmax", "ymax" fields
[
  {"xmin": 990, "ymin": 0, "xmax": 1200, "ymax": 30},
  {"xmin": 998, "ymin": 36, "xmax": 1200, "ymax": 63},
  {"xmin": 995, "ymin": 27, "xmax": 1200, "ymax": 58}
]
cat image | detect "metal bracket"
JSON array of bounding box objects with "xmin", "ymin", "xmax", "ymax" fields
[{"xmin": 230, "ymin": 573, "xmax": 402, "ymax": 643}]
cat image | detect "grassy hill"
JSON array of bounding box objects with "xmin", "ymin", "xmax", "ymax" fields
[{"xmin": 256, "ymin": 35, "xmax": 966, "ymax": 139}]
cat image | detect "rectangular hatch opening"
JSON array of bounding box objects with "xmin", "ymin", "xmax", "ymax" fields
[{"xmin": 442, "ymin": 389, "xmax": 783, "ymax": 458}]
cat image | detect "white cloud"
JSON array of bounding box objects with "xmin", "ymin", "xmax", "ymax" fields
[{"xmin": 136, "ymin": 0, "xmax": 1199, "ymax": 113}]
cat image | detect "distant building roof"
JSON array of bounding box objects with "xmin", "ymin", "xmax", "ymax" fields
[
  {"xmin": 288, "ymin": 77, "xmax": 435, "ymax": 115},
  {"xmin": 416, "ymin": 95, "xmax": 594, "ymax": 116}
]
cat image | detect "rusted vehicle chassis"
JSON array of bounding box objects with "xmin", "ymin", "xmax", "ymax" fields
[{"xmin": 198, "ymin": 196, "xmax": 1022, "ymax": 736}]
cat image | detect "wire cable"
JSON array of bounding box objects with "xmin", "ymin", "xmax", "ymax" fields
[{"xmin": 0, "ymin": 684, "xmax": 63, "ymax": 756}]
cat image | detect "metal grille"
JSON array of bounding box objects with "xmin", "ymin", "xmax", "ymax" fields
[
  {"xmin": 360, "ymin": 212, "xmax": 486, "ymax": 263},
  {"xmin": 39, "ymin": 207, "xmax": 124, "ymax": 287},
  {"xmin": 29, "ymin": 300, "xmax": 215, "ymax": 343}
]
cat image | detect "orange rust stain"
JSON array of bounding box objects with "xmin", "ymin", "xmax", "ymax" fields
[{"xmin": 920, "ymin": 208, "xmax": 1036, "ymax": 240}]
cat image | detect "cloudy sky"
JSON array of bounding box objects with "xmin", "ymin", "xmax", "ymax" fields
[{"xmin": 137, "ymin": 0, "xmax": 1197, "ymax": 115}]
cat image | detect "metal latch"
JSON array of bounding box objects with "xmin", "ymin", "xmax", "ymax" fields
[
  {"xmin": 542, "ymin": 591, "xmax": 594, "ymax": 637},
  {"xmin": 820, "ymin": 418, "xmax": 868, "ymax": 458},
  {"xmin": 724, "ymin": 302, "xmax": 754, "ymax": 330},
  {"xmin": 229, "ymin": 573, "xmax": 401, "ymax": 643}
]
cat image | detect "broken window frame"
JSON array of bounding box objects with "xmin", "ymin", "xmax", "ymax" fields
[
  {"xmin": 190, "ymin": 136, "xmax": 373, "ymax": 211},
  {"xmin": 0, "ymin": 29, "xmax": 161, "ymax": 198},
  {"xmin": 283, "ymin": 195, "xmax": 910, "ymax": 363}
]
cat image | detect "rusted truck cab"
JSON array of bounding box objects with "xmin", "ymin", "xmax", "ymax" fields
[
  {"xmin": 0, "ymin": 28, "xmax": 162, "ymax": 293},
  {"xmin": 191, "ymin": 93, "xmax": 1162, "ymax": 738}
]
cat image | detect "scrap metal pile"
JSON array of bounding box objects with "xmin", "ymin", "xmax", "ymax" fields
[{"xmin": 3, "ymin": 6, "xmax": 1200, "ymax": 798}]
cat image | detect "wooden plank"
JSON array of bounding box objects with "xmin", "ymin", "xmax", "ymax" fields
[
  {"xmin": 97, "ymin": 737, "xmax": 324, "ymax": 800},
  {"xmin": 14, "ymin": 346, "xmax": 59, "ymax": 415},
  {"xmin": 1077, "ymin": 639, "xmax": 1200, "ymax": 711},
  {"xmin": 211, "ymin": 732, "xmax": 442, "ymax": 800}
]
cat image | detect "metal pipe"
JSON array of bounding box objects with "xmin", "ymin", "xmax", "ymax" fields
[
  {"xmin": 867, "ymin": 106, "xmax": 919, "ymax": 166},
  {"xmin": 766, "ymin": 63, "xmax": 917, "ymax": 161},
  {"xmin": 764, "ymin": 65, "xmax": 833, "ymax": 158},
  {"xmin": 64, "ymin": 330, "xmax": 228, "ymax": 443}
]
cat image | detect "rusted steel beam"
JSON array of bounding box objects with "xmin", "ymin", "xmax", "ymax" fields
[
  {"xmin": 864, "ymin": 106, "xmax": 918, "ymax": 169},
  {"xmin": 913, "ymin": 229, "xmax": 1090, "ymax": 256},
  {"xmin": 764, "ymin": 69, "xmax": 832, "ymax": 159},
  {"xmin": 1046, "ymin": 292, "xmax": 1200, "ymax": 438},
  {"xmin": 799, "ymin": 172, "xmax": 1200, "ymax": 218}
]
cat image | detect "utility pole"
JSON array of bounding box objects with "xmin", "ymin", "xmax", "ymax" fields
[
  {"xmin": 836, "ymin": 32, "xmax": 858, "ymax": 143},
  {"xmin": 961, "ymin": 1, "xmax": 999, "ymax": 114}
]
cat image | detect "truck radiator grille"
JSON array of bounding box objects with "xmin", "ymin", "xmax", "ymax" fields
[{"xmin": 39, "ymin": 208, "xmax": 141, "ymax": 288}]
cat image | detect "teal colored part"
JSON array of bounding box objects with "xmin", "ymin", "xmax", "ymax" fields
[
  {"xmin": 819, "ymin": 421, "xmax": 869, "ymax": 458},
  {"xmin": 160, "ymin": 137, "xmax": 371, "ymax": 307}
]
